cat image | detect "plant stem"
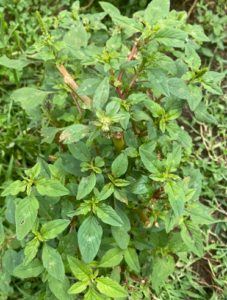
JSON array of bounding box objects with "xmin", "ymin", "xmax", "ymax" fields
[
  {"xmin": 70, "ymin": 92, "xmax": 84, "ymax": 120},
  {"xmin": 57, "ymin": 64, "xmax": 91, "ymax": 108}
]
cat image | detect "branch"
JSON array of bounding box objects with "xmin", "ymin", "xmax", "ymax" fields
[
  {"xmin": 57, "ymin": 64, "xmax": 91, "ymax": 108},
  {"xmin": 79, "ymin": 0, "xmax": 95, "ymax": 11},
  {"xmin": 117, "ymin": 41, "xmax": 139, "ymax": 97},
  {"xmin": 70, "ymin": 92, "xmax": 84, "ymax": 120},
  {"xmin": 187, "ymin": 0, "xmax": 198, "ymax": 20}
]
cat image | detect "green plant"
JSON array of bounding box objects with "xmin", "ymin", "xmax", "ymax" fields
[{"xmin": 0, "ymin": 0, "xmax": 224, "ymax": 299}]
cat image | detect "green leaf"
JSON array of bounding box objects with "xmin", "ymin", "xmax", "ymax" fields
[
  {"xmin": 77, "ymin": 173, "xmax": 96, "ymax": 200},
  {"xmin": 68, "ymin": 142, "xmax": 90, "ymax": 162},
  {"xmin": 10, "ymin": 88, "xmax": 50, "ymax": 110},
  {"xmin": 42, "ymin": 243, "xmax": 65, "ymax": 281},
  {"xmin": 144, "ymin": 99, "xmax": 164, "ymax": 118},
  {"xmin": 98, "ymin": 183, "xmax": 114, "ymax": 201},
  {"xmin": 147, "ymin": 69, "xmax": 170, "ymax": 96},
  {"xmin": 24, "ymin": 238, "xmax": 40, "ymax": 265},
  {"xmin": 77, "ymin": 78, "xmax": 102, "ymax": 95},
  {"xmin": 85, "ymin": 287, "xmax": 103, "ymax": 300},
  {"xmin": 111, "ymin": 226, "xmax": 130, "ymax": 250},
  {"xmin": 99, "ymin": 1, "xmax": 120, "ymax": 18},
  {"xmin": 168, "ymin": 78, "xmax": 193, "ymax": 100},
  {"xmin": 13, "ymin": 260, "xmax": 44, "ymax": 278},
  {"xmin": 186, "ymin": 203, "xmax": 214, "ymax": 225},
  {"xmin": 0, "ymin": 55, "xmax": 30, "ymax": 70},
  {"xmin": 96, "ymin": 276, "xmax": 128, "ymax": 297},
  {"xmin": 185, "ymin": 44, "xmax": 201, "ymax": 69},
  {"xmin": 78, "ymin": 216, "xmax": 103, "ymax": 263},
  {"xmin": 144, "ymin": 0, "xmax": 170, "ymax": 25},
  {"xmin": 59, "ymin": 124, "xmax": 89, "ymax": 144},
  {"xmin": 67, "ymin": 256, "xmax": 92, "ymax": 281},
  {"xmin": 64, "ymin": 22, "xmax": 88, "ymax": 48},
  {"xmin": 111, "ymin": 153, "xmax": 128, "ymax": 178},
  {"xmin": 99, "ymin": 248, "xmax": 124, "ymax": 268},
  {"xmin": 151, "ymin": 255, "xmax": 175, "ymax": 291},
  {"xmin": 16, "ymin": 195, "xmax": 39, "ymax": 240},
  {"xmin": 37, "ymin": 179, "xmax": 69, "ymax": 197},
  {"xmin": 181, "ymin": 221, "xmax": 203, "ymax": 257},
  {"xmin": 139, "ymin": 148, "xmax": 161, "ymax": 174},
  {"xmin": 154, "ymin": 27, "xmax": 187, "ymax": 47},
  {"xmin": 40, "ymin": 219, "xmax": 70, "ymax": 240},
  {"xmin": 96, "ymin": 203, "xmax": 123, "ymax": 226},
  {"xmin": 0, "ymin": 219, "xmax": 4, "ymax": 247},
  {"xmin": 58, "ymin": 230, "xmax": 78, "ymax": 259},
  {"xmin": 166, "ymin": 145, "xmax": 182, "ymax": 173},
  {"xmin": 1, "ymin": 180, "xmax": 27, "ymax": 196},
  {"xmin": 165, "ymin": 210, "xmax": 179, "ymax": 233},
  {"xmin": 187, "ymin": 85, "xmax": 202, "ymax": 111},
  {"xmin": 49, "ymin": 276, "xmax": 72, "ymax": 300},
  {"xmin": 165, "ymin": 181, "xmax": 185, "ymax": 217},
  {"xmin": 93, "ymin": 77, "xmax": 110, "ymax": 110},
  {"xmin": 124, "ymin": 248, "xmax": 140, "ymax": 272},
  {"xmin": 194, "ymin": 103, "xmax": 217, "ymax": 125},
  {"xmin": 68, "ymin": 281, "xmax": 88, "ymax": 294}
]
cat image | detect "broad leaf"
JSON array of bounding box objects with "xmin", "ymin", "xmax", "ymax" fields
[
  {"xmin": 181, "ymin": 221, "xmax": 203, "ymax": 257},
  {"xmin": 68, "ymin": 281, "xmax": 88, "ymax": 294},
  {"xmin": 139, "ymin": 148, "xmax": 161, "ymax": 174},
  {"xmin": 37, "ymin": 179, "xmax": 69, "ymax": 197},
  {"xmin": 40, "ymin": 219, "xmax": 70, "ymax": 240},
  {"xmin": 111, "ymin": 153, "xmax": 128, "ymax": 178},
  {"xmin": 85, "ymin": 287, "xmax": 104, "ymax": 300},
  {"xmin": 165, "ymin": 181, "xmax": 185, "ymax": 217},
  {"xmin": 16, "ymin": 195, "xmax": 39, "ymax": 240},
  {"xmin": 154, "ymin": 27, "xmax": 187, "ymax": 48},
  {"xmin": 77, "ymin": 173, "xmax": 96, "ymax": 200},
  {"xmin": 13, "ymin": 260, "xmax": 44, "ymax": 278},
  {"xmin": 24, "ymin": 238, "xmax": 40, "ymax": 265},
  {"xmin": 78, "ymin": 216, "xmax": 103, "ymax": 263},
  {"xmin": 67, "ymin": 256, "xmax": 92, "ymax": 281},
  {"xmin": 49, "ymin": 276, "xmax": 72, "ymax": 300},
  {"xmin": 10, "ymin": 88, "xmax": 50, "ymax": 110},
  {"xmin": 42, "ymin": 243, "xmax": 65, "ymax": 281},
  {"xmin": 147, "ymin": 69, "xmax": 170, "ymax": 96},
  {"xmin": 96, "ymin": 203, "xmax": 123, "ymax": 226},
  {"xmin": 0, "ymin": 55, "xmax": 30, "ymax": 70},
  {"xmin": 99, "ymin": 248, "xmax": 124, "ymax": 268},
  {"xmin": 96, "ymin": 276, "xmax": 128, "ymax": 297},
  {"xmin": 144, "ymin": 0, "xmax": 170, "ymax": 25},
  {"xmin": 93, "ymin": 77, "xmax": 110, "ymax": 110},
  {"xmin": 124, "ymin": 248, "xmax": 140, "ymax": 272}
]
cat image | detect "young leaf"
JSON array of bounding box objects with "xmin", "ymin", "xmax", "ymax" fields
[
  {"xmin": 93, "ymin": 77, "xmax": 110, "ymax": 110},
  {"xmin": 99, "ymin": 1, "xmax": 121, "ymax": 18},
  {"xmin": 96, "ymin": 276, "xmax": 128, "ymax": 298},
  {"xmin": 165, "ymin": 181, "xmax": 185, "ymax": 217},
  {"xmin": 166, "ymin": 145, "xmax": 182, "ymax": 173},
  {"xmin": 78, "ymin": 216, "xmax": 103, "ymax": 263},
  {"xmin": 42, "ymin": 243, "xmax": 65, "ymax": 282},
  {"xmin": 24, "ymin": 238, "xmax": 40, "ymax": 265},
  {"xmin": 77, "ymin": 173, "xmax": 96, "ymax": 200},
  {"xmin": 147, "ymin": 69, "xmax": 170, "ymax": 96},
  {"xmin": 99, "ymin": 248, "xmax": 124, "ymax": 268},
  {"xmin": 40, "ymin": 219, "xmax": 70, "ymax": 240},
  {"xmin": 68, "ymin": 281, "xmax": 88, "ymax": 295},
  {"xmin": 124, "ymin": 248, "xmax": 140, "ymax": 272},
  {"xmin": 16, "ymin": 195, "xmax": 39, "ymax": 240},
  {"xmin": 84, "ymin": 287, "xmax": 104, "ymax": 300},
  {"xmin": 68, "ymin": 142, "xmax": 90, "ymax": 162},
  {"xmin": 37, "ymin": 179, "xmax": 69, "ymax": 197},
  {"xmin": 96, "ymin": 203, "xmax": 123, "ymax": 226},
  {"xmin": 111, "ymin": 153, "xmax": 128, "ymax": 178},
  {"xmin": 181, "ymin": 221, "xmax": 203, "ymax": 257},
  {"xmin": 2, "ymin": 180, "xmax": 27, "ymax": 196},
  {"xmin": 13, "ymin": 260, "xmax": 44, "ymax": 278},
  {"xmin": 144, "ymin": 0, "xmax": 170, "ymax": 25},
  {"xmin": 154, "ymin": 27, "xmax": 187, "ymax": 48},
  {"xmin": 98, "ymin": 183, "xmax": 114, "ymax": 201},
  {"xmin": 67, "ymin": 256, "xmax": 92, "ymax": 281},
  {"xmin": 49, "ymin": 276, "xmax": 72, "ymax": 300}
]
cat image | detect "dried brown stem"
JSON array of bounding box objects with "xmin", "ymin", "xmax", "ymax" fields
[
  {"xmin": 57, "ymin": 64, "xmax": 91, "ymax": 108},
  {"xmin": 187, "ymin": 0, "xmax": 198, "ymax": 20},
  {"xmin": 79, "ymin": 0, "xmax": 95, "ymax": 11},
  {"xmin": 129, "ymin": 274, "xmax": 147, "ymax": 284}
]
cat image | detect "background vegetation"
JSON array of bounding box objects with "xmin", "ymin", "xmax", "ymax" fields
[{"xmin": 0, "ymin": 0, "xmax": 226, "ymax": 299}]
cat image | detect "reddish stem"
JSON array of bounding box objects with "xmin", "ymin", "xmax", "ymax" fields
[
  {"xmin": 129, "ymin": 274, "xmax": 147, "ymax": 284},
  {"xmin": 138, "ymin": 131, "xmax": 148, "ymax": 138},
  {"xmin": 132, "ymin": 121, "xmax": 137, "ymax": 135},
  {"xmin": 95, "ymin": 144, "xmax": 101, "ymax": 156},
  {"xmin": 54, "ymin": 136, "xmax": 66, "ymax": 152},
  {"xmin": 117, "ymin": 41, "xmax": 139, "ymax": 97}
]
